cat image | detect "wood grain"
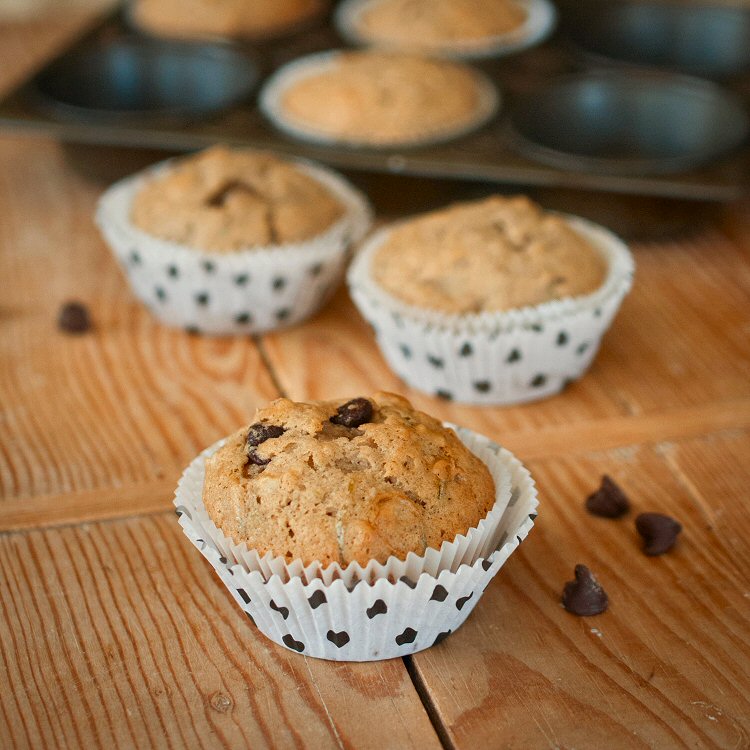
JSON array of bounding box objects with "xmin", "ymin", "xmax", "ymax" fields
[
  {"xmin": 0, "ymin": 138, "xmax": 279, "ymax": 508},
  {"xmin": 409, "ymin": 444, "xmax": 750, "ymax": 750},
  {"xmin": 0, "ymin": 513, "xmax": 441, "ymax": 750}
]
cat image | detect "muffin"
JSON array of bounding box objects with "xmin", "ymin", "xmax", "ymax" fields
[
  {"xmin": 131, "ymin": 146, "xmax": 344, "ymax": 252},
  {"xmin": 131, "ymin": 0, "xmax": 326, "ymax": 39},
  {"xmin": 347, "ymin": 196, "xmax": 634, "ymax": 405},
  {"xmin": 372, "ymin": 196, "xmax": 607, "ymax": 313},
  {"xmin": 203, "ymin": 392, "xmax": 496, "ymax": 566},
  {"xmin": 336, "ymin": 0, "xmax": 557, "ymax": 59},
  {"xmin": 259, "ymin": 49, "xmax": 499, "ymax": 147},
  {"xmin": 174, "ymin": 394, "xmax": 538, "ymax": 660},
  {"xmin": 96, "ymin": 146, "xmax": 371, "ymax": 335}
]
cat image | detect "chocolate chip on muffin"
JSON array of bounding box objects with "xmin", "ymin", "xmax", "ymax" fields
[{"xmin": 330, "ymin": 397, "xmax": 373, "ymax": 428}]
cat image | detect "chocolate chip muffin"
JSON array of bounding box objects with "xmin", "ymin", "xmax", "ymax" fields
[
  {"xmin": 346, "ymin": 0, "xmax": 527, "ymax": 51},
  {"xmin": 131, "ymin": 0, "xmax": 326, "ymax": 39},
  {"xmin": 372, "ymin": 196, "xmax": 608, "ymax": 313},
  {"xmin": 202, "ymin": 392, "xmax": 496, "ymax": 566},
  {"xmin": 131, "ymin": 146, "xmax": 344, "ymax": 253},
  {"xmin": 263, "ymin": 50, "xmax": 498, "ymax": 147}
]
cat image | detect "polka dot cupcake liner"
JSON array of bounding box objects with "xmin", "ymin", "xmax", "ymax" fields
[
  {"xmin": 95, "ymin": 154, "xmax": 372, "ymax": 335},
  {"xmin": 258, "ymin": 49, "xmax": 500, "ymax": 149},
  {"xmin": 347, "ymin": 214, "xmax": 635, "ymax": 405},
  {"xmin": 174, "ymin": 425, "xmax": 537, "ymax": 660},
  {"xmin": 334, "ymin": 0, "xmax": 557, "ymax": 60}
]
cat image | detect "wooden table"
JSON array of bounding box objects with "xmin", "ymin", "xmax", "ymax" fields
[{"xmin": 2, "ymin": 12, "xmax": 750, "ymax": 750}]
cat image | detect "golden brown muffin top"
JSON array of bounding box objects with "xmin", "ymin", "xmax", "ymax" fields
[
  {"xmin": 132, "ymin": 0, "xmax": 325, "ymax": 39},
  {"xmin": 356, "ymin": 0, "xmax": 527, "ymax": 48},
  {"xmin": 278, "ymin": 51, "xmax": 488, "ymax": 145},
  {"xmin": 372, "ymin": 196, "xmax": 608, "ymax": 313},
  {"xmin": 202, "ymin": 392, "xmax": 496, "ymax": 566},
  {"xmin": 130, "ymin": 146, "xmax": 344, "ymax": 252}
]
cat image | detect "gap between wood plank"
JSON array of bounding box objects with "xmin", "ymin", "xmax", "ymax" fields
[{"xmin": 403, "ymin": 655, "xmax": 455, "ymax": 750}]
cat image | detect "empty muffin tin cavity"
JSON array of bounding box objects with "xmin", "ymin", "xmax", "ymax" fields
[
  {"xmin": 560, "ymin": 1, "xmax": 750, "ymax": 79},
  {"xmin": 31, "ymin": 37, "xmax": 259, "ymax": 122},
  {"xmin": 509, "ymin": 71, "xmax": 750, "ymax": 175}
]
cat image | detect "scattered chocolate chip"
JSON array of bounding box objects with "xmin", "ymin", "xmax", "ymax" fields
[
  {"xmin": 635, "ymin": 513, "xmax": 682, "ymax": 556},
  {"xmin": 247, "ymin": 423, "xmax": 285, "ymax": 447},
  {"xmin": 562, "ymin": 565, "xmax": 608, "ymax": 616},
  {"xmin": 330, "ymin": 398, "xmax": 373, "ymax": 428},
  {"xmin": 57, "ymin": 301, "xmax": 91, "ymax": 334},
  {"xmin": 585, "ymin": 475, "xmax": 631, "ymax": 518},
  {"xmin": 247, "ymin": 451, "xmax": 270, "ymax": 466}
]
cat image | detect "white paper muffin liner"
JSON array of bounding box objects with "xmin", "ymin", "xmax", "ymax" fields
[
  {"xmin": 258, "ymin": 49, "xmax": 500, "ymax": 149},
  {"xmin": 174, "ymin": 425, "xmax": 537, "ymax": 660},
  {"xmin": 95, "ymin": 154, "xmax": 372, "ymax": 335},
  {"xmin": 347, "ymin": 214, "xmax": 635, "ymax": 405},
  {"xmin": 334, "ymin": 0, "xmax": 557, "ymax": 60}
]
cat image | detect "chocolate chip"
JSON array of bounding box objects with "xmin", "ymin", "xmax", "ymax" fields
[
  {"xmin": 635, "ymin": 513, "xmax": 682, "ymax": 556},
  {"xmin": 246, "ymin": 423, "xmax": 284, "ymax": 465},
  {"xmin": 562, "ymin": 565, "xmax": 608, "ymax": 616},
  {"xmin": 57, "ymin": 301, "xmax": 91, "ymax": 334},
  {"xmin": 330, "ymin": 398, "xmax": 373, "ymax": 428},
  {"xmin": 585, "ymin": 475, "xmax": 630, "ymax": 518},
  {"xmin": 247, "ymin": 452, "xmax": 270, "ymax": 466},
  {"xmin": 530, "ymin": 374, "xmax": 547, "ymax": 388},
  {"xmin": 247, "ymin": 423, "xmax": 285, "ymax": 447}
]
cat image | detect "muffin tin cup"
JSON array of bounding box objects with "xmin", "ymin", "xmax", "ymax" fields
[
  {"xmin": 334, "ymin": 0, "xmax": 557, "ymax": 60},
  {"xmin": 95, "ymin": 154, "xmax": 372, "ymax": 335},
  {"xmin": 258, "ymin": 49, "xmax": 500, "ymax": 149},
  {"xmin": 347, "ymin": 214, "xmax": 635, "ymax": 405},
  {"xmin": 173, "ymin": 425, "xmax": 538, "ymax": 660}
]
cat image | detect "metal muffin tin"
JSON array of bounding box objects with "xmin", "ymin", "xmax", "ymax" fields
[
  {"xmin": 31, "ymin": 36, "xmax": 259, "ymax": 123},
  {"xmin": 510, "ymin": 71, "xmax": 750, "ymax": 174},
  {"xmin": 0, "ymin": 4, "xmax": 749, "ymax": 201},
  {"xmin": 559, "ymin": 0, "xmax": 750, "ymax": 79}
]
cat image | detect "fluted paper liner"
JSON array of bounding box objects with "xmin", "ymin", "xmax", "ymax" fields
[
  {"xmin": 174, "ymin": 426, "xmax": 538, "ymax": 660},
  {"xmin": 96, "ymin": 154, "xmax": 372, "ymax": 335},
  {"xmin": 258, "ymin": 49, "xmax": 500, "ymax": 148},
  {"xmin": 334, "ymin": 0, "xmax": 557, "ymax": 60},
  {"xmin": 347, "ymin": 214, "xmax": 634, "ymax": 405}
]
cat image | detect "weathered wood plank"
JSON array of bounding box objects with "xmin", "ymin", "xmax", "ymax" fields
[{"xmin": 0, "ymin": 513, "xmax": 441, "ymax": 750}]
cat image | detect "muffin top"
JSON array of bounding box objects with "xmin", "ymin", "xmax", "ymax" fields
[
  {"xmin": 353, "ymin": 0, "xmax": 527, "ymax": 49},
  {"xmin": 202, "ymin": 392, "xmax": 495, "ymax": 566},
  {"xmin": 372, "ymin": 196, "xmax": 608, "ymax": 313},
  {"xmin": 132, "ymin": 0, "xmax": 325, "ymax": 38},
  {"xmin": 277, "ymin": 51, "xmax": 490, "ymax": 145},
  {"xmin": 131, "ymin": 146, "xmax": 344, "ymax": 252}
]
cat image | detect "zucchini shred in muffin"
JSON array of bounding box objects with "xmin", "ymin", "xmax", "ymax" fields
[{"xmin": 202, "ymin": 393, "xmax": 496, "ymax": 566}]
